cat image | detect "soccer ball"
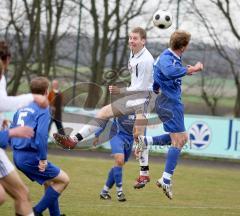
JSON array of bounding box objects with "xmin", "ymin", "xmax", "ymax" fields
[{"xmin": 153, "ymin": 10, "xmax": 173, "ymax": 29}]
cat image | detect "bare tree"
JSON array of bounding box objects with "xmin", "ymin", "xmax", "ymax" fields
[
  {"xmin": 192, "ymin": 0, "xmax": 240, "ymax": 116},
  {"xmin": 2, "ymin": 0, "xmax": 69, "ymax": 94},
  {"xmin": 78, "ymin": 0, "xmax": 148, "ymax": 108}
]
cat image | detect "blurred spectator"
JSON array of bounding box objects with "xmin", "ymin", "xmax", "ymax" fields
[{"xmin": 48, "ymin": 80, "xmax": 65, "ymax": 135}]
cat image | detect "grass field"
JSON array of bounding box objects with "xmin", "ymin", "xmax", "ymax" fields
[{"xmin": 2, "ymin": 153, "xmax": 240, "ymax": 216}]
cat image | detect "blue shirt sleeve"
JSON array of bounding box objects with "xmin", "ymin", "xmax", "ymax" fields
[
  {"xmin": 0, "ymin": 130, "xmax": 9, "ymax": 149},
  {"xmin": 35, "ymin": 111, "xmax": 49, "ymax": 160},
  {"xmin": 160, "ymin": 55, "xmax": 187, "ymax": 80}
]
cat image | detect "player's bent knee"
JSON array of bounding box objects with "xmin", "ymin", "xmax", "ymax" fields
[
  {"xmin": 116, "ymin": 159, "xmax": 124, "ymax": 166},
  {"xmin": 59, "ymin": 170, "xmax": 70, "ymax": 187},
  {"xmin": 96, "ymin": 105, "xmax": 111, "ymax": 119}
]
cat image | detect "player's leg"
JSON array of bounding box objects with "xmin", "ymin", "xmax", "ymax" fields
[
  {"xmin": 0, "ymin": 171, "xmax": 34, "ymax": 216},
  {"xmin": 0, "ymin": 183, "xmax": 6, "ymax": 205},
  {"xmin": 53, "ymin": 93, "xmax": 145, "ymax": 149},
  {"xmin": 53, "ymin": 103, "xmax": 121, "ymax": 149},
  {"xmin": 156, "ymin": 132, "xmax": 188, "ymax": 199},
  {"xmin": 54, "ymin": 119, "xmax": 65, "ymax": 135},
  {"xmin": 100, "ymin": 166, "xmax": 115, "ymax": 200},
  {"xmin": 101, "ymin": 135, "xmax": 130, "ymax": 202},
  {"xmin": 138, "ymin": 134, "xmax": 172, "ymax": 147},
  {"xmin": 34, "ymin": 169, "xmax": 69, "ymax": 215},
  {"xmin": 111, "ymin": 153, "xmax": 126, "ymax": 202},
  {"xmin": 0, "ymin": 149, "xmax": 34, "ymax": 216}
]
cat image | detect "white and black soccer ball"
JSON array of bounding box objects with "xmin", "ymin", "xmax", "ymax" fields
[{"xmin": 153, "ymin": 10, "xmax": 173, "ymax": 29}]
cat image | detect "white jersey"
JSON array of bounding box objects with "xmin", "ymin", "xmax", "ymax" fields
[
  {"xmin": 126, "ymin": 47, "xmax": 154, "ymax": 107},
  {"xmin": 0, "ymin": 75, "xmax": 34, "ymax": 112},
  {"xmin": 127, "ymin": 47, "xmax": 154, "ymax": 92}
]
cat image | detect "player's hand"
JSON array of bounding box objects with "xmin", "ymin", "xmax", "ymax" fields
[
  {"xmin": 9, "ymin": 126, "xmax": 34, "ymax": 138},
  {"xmin": 133, "ymin": 126, "xmax": 140, "ymax": 142},
  {"xmin": 1, "ymin": 119, "xmax": 10, "ymax": 130},
  {"xmin": 187, "ymin": 62, "xmax": 203, "ymax": 75},
  {"xmin": 195, "ymin": 62, "xmax": 203, "ymax": 71},
  {"xmin": 92, "ymin": 137, "xmax": 99, "ymax": 147},
  {"xmin": 38, "ymin": 160, "xmax": 48, "ymax": 172},
  {"xmin": 134, "ymin": 146, "xmax": 141, "ymax": 159},
  {"xmin": 109, "ymin": 85, "xmax": 120, "ymax": 95},
  {"xmin": 33, "ymin": 95, "xmax": 49, "ymax": 108}
]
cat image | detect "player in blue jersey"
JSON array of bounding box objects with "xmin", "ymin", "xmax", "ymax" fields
[
  {"xmin": 94, "ymin": 114, "xmax": 135, "ymax": 202},
  {"xmin": 148, "ymin": 30, "xmax": 203, "ymax": 199},
  {"xmin": 10, "ymin": 77, "xmax": 69, "ymax": 216}
]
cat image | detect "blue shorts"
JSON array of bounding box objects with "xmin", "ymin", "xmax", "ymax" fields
[
  {"xmin": 13, "ymin": 150, "xmax": 60, "ymax": 185},
  {"xmin": 110, "ymin": 133, "xmax": 133, "ymax": 162},
  {"xmin": 155, "ymin": 94, "xmax": 185, "ymax": 133}
]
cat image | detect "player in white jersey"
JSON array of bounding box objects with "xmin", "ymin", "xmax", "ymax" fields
[
  {"xmin": 0, "ymin": 40, "xmax": 48, "ymax": 216},
  {"xmin": 53, "ymin": 27, "xmax": 154, "ymax": 187}
]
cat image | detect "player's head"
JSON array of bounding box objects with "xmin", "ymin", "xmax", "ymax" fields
[
  {"xmin": 30, "ymin": 77, "xmax": 49, "ymax": 96},
  {"xmin": 0, "ymin": 40, "xmax": 11, "ymax": 71},
  {"xmin": 129, "ymin": 27, "xmax": 147, "ymax": 54},
  {"xmin": 169, "ymin": 30, "xmax": 191, "ymax": 52},
  {"xmin": 52, "ymin": 79, "xmax": 59, "ymax": 90}
]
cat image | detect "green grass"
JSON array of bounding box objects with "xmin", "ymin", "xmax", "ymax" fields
[{"xmin": 2, "ymin": 153, "xmax": 240, "ymax": 216}]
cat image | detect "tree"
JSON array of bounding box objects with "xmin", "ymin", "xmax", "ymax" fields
[
  {"xmin": 2, "ymin": 0, "xmax": 68, "ymax": 95},
  {"xmin": 192, "ymin": 0, "xmax": 240, "ymax": 116},
  {"xmin": 79, "ymin": 0, "xmax": 147, "ymax": 108}
]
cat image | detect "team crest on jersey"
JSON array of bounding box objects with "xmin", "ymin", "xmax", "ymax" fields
[{"xmin": 188, "ymin": 121, "xmax": 211, "ymax": 150}]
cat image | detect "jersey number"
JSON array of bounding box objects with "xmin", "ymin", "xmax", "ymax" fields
[{"xmin": 17, "ymin": 112, "xmax": 28, "ymax": 126}]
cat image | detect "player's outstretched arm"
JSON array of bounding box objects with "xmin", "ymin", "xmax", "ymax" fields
[{"xmin": 187, "ymin": 62, "xmax": 203, "ymax": 75}]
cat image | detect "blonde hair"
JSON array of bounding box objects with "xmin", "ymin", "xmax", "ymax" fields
[
  {"xmin": 170, "ymin": 30, "xmax": 191, "ymax": 50},
  {"xmin": 131, "ymin": 27, "xmax": 147, "ymax": 39}
]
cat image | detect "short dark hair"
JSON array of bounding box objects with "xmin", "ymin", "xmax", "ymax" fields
[
  {"xmin": 30, "ymin": 77, "xmax": 49, "ymax": 95},
  {"xmin": 169, "ymin": 30, "xmax": 191, "ymax": 50},
  {"xmin": 131, "ymin": 27, "xmax": 147, "ymax": 39},
  {"xmin": 0, "ymin": 41, "xmax": 11, "ymax": 61}
]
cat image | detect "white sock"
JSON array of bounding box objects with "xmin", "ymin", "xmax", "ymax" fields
[
  {"xmin": 103, "ymin": 185, "xmax": 109, "ymax": 192},
  {"xmin": 78, "ymin": 124, "xmax": 102, "ymax": 138},
  {"xmin": 116, "ymin": 186, "xmax": 122, "ymax": 193},
  {"xmin": 139, "ymin": 147, "xmax": 149, "ymax": 166},
  {"xmin": 140, "ymin": 170, "xmax": 149, "ymax": 176},
  {"xmin": 27, "ymin": 212, "xmax": 35, "ymax": 216},
  {"xmin": 162, "ymin": 171, "xmax": 172, "ymax": 182}
]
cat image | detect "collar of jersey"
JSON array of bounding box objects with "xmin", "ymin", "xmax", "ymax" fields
[
  {"xmin": 131, "ymin": 47, "xmax": 146, "ymax": 59},
  {"xmin": 168, "ymin": 48, "xmax": 181, "ymax": 60}
]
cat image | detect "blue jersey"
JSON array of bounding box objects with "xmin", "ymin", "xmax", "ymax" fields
[
  {"xmin": 153, "ymin": 48, "xmax": 187, "ymax": 101},
  {"xmin": 10, "ymin": 102, "xmax": 50, "ymax": 160}
]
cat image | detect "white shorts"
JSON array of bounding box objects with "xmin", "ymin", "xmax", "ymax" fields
[{"xmin": 0, "ymin": 148, "xmax": 15, "ymax": 178}]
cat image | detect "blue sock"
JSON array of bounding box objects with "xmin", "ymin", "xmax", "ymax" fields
[
  {"xmin": 152, "ymin": 134, "xmax": 171, "ymax": 146},
  {"xmin": 113, "ymin": 166, "xmax": 123, "ymax": 188},
  {"xmin": 48, "ymin": 199, "xmax": 60, "ymax": 216},
  {"xmin": 105, "ymin": 167, "xmax": 115, "ymax": 189},
  {"xmin": 164, "ymin": 147, "xmax": 181, "ymax": 184},
  {"xmin": 34, "ymin": 186, "xmax": 60, "ymax": 214}
]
